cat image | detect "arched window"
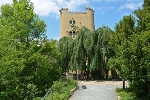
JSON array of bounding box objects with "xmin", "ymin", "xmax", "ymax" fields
[
  {"xmin": 73, "ymin": 20, "xmax": 75, "ymax": 24},
  {"xmin": 73, "ymin": 31, "xmax": 76, "ymax": 36},
  {"xmin": 73, "ymin": 31, "xmax": 76, "ymax": 38},
  {"xmin": 69, "ymin": 20, "xmax": 72, "ymax": 24},
  {"xmin": 69, "ymin": 19, "xmax": 75, "ymax": 25}
]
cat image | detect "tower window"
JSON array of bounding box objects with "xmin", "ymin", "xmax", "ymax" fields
[
  {"xmin": 69, "ymin": 20, "xmax": 72, "ymax": 24},
  {"xmin": 73, "ymin": 20, "xmax": 75, "ymax": 24},
  {"xmin": 69, "ymin": 20, "xmax": 75, "ymax": 25},
  {"xmin": 69, "ymin": 31, "xmax": 72, "ymax": 37},
  {"xmin": 73, "ymin": 32, "xmax": 76, "ymax": 36},
  {"xmin": 73, "ymin": 31, "xmax": 76, "ymax": 38}
]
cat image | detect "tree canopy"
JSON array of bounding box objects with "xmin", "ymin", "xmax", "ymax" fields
[
  {"xmin": 0, "ymin": 0, "xmax": 61, "ymax": 99},
  {"xmin": 108, "ymin": 0, "xmax": 150, "ymax": 98},
  {"xmin": 58, "ymin": 26, "xmax": 114, "ymax": 80}
]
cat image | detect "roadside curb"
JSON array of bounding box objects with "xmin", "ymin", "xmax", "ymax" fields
[
  {"xmin": 117, "ymin": 93, "xmax": 120, "ymax": 100},
  {"xmin": 70, "ymin": 86, "xmax": 77, "ymax": 96}
]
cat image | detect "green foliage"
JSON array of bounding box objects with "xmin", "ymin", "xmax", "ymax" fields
[
  {"xmin": 0, "ymin": 0, "xmax": 61, "ymax": 99},
  {"xmin": 58, "ymin": 37, "xmax": 73, "ymax": 73},
  {"xmin": 44, "ymin": 79, "xmax": 77, "ymax": 100},
  {"xmin": 116, "ymin": 88, "xmax": 150, "ymax": 100},
  {"xmin": 58, "ymin": 26, "xmax": 114, "ymax": 80},
  {"xmin": 108, "ymin": 0, "xmax": 150, "ymax": 99},
  {"xmin": 116, "ymin": 88, "xmax": 135, "ymax": 100},
  {"xmin": 134, "ymin": 0, "xmax": 150, "ymax": 32}
]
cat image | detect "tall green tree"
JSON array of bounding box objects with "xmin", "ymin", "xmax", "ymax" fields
[
  {"xmin": 76, "ymin": 27, "xmax": 90, "ymax": 79},
  {"xmin": 90, "ymin": 26, "xmax": 114, "ymax": 79},
  {"xmin": 58, "ymin": 37, "xmax": 73, "ymax": 73},
  {"xmin": 0, "ymin": 0, "xmax": 61, "ymax": 99},
  {"xmin": 134, "ymin": 0, "xmax": 150, "ymax": 32},
  {"xmin": 58, "ymin": 26, "xmax": 114, "ymax": 80},
  {"xmin": 108, "ymin": 15, "xmax": 135, "ymax": 76},
  {"xmin": 108, "ymin": 1, "xmax": 150, "ymax": 98}
]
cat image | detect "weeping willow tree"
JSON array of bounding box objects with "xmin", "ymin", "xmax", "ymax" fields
[
  {"xmin": 58, "ymin": 37, "xmax": 73, "ymax": 73},
  {"xmin": 89, "ymin": 26, "xmax": 114, "ymax": 79},
  {"xmin": 58, "ymin": 26, "xmax": 114, "ymax": 80}
]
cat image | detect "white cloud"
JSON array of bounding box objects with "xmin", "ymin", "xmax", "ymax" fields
[
  {"xmin": 105, "ymin": 0, "xmax": 118, "ymax": 2},
  {"xmin": 32, "ymin": 0, "xmax": 88, "ymax": 17},
  {"xmin": 93, "ymin": 0, "xmax": 102, "ymax": 2},
  {"xmin": 122, "ymin": 12, "xmax": 130, "ymax": 16},
  {"xmin": 0, "ymin": 0, "xmax": 88, "ymax": 17},
  {"xmin": 93, "ymin": 6, "xmax": 114, "ymax": 14},
  {"xmin": 0, "ymin": 0, "xmax": 12, "ymax": 5},
  {"xmin": 32, "ymin": 0, "xmax": 59, "ymax": 17},
  {"xmin": 108, "ymin": 6, "xmax": 114, "ymax": 10},
  {"xmin": 119, "ymin": 2, "xmax": 142, "ymax": 11},
  {"xmin": 93, "ymin": 0, "xmax": 118, "ymax": 2}
]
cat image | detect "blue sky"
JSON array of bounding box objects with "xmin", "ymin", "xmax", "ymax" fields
[{"xmin": 1, "ymin": 0, "xmax": 143, "ymax": 40}]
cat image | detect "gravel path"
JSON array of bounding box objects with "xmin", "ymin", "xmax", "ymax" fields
[{"xmin": 69, "ymin": 81, "xmax": 125, "ymax": 100}]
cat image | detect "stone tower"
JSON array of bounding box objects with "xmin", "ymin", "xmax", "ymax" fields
[{"xmin": 59, "ymin": 7, "xmax": 94, "ymax": 38}]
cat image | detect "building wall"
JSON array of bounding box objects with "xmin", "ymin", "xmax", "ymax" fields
[{"xmin": 60, "ymin": 8, "xmax": 94, "ymax": 38}]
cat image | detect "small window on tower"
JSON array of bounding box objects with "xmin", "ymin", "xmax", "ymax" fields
[
  {"xmin": 69, "ymin": 20, "xmax": 75, "ymax": 25},
  {"xmin": 73, "ymin": 32, "xmax": 76, "ymax": 36},
  {"xmin": 69, "ymin": 20, "xmax": 72, "ymax": 24},
  {"xmin": 69, "ymin": 31, "xmax": 72, "ymax": 37},
  {"xmin": 73, "ymin": 31, "xmax": 76, "ymax": 38},
  {"xmin": 73, "ymin": 20, "xmax": 75, "ymax": 24}
]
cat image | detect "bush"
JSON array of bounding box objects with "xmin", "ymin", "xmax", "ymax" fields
[
  {"xmin": 116, "ymin": 88, "xmax": 150, "ymax": 100},
  {"xmin": 42, "ymin": 78, "xmax": 77, "ymax": 100}
]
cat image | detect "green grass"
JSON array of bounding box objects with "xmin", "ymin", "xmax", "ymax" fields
[
  {"xmin": 116, "ymin": 88, "xmax": 144, "ymax": 100},
  {"xmin": 116, "ymin": 88, "xmax": 134, "ymax": 100},
  {"xmin": 44, "ymin": 79, "xmax": 77, "ymax": 100}
]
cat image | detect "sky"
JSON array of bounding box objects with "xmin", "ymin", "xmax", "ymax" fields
[{"xmin": 0, "ymin": 0, "xmax": 143, "ymax": 40}]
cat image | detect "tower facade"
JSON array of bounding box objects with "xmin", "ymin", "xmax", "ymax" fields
[{"xmin": 59, "ymin": 7, "xmax": 94, "ymax": 38}]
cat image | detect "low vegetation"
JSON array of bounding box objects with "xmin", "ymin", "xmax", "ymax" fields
[
  {"xmin": 42, "ymin": 78, "xmax": 77, "ymax": 100},
  {"xmin": 116, "ymin": 88, "xmax": 135, "ymax": 100},
  {"xmin": 116, "ymin": 88, "xmax": 150, "ymax": 100}
]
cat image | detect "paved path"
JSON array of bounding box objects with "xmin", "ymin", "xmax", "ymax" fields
[{"xmin": 69, "ymin": 81, "xmax": 124, "ymax": 100}]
